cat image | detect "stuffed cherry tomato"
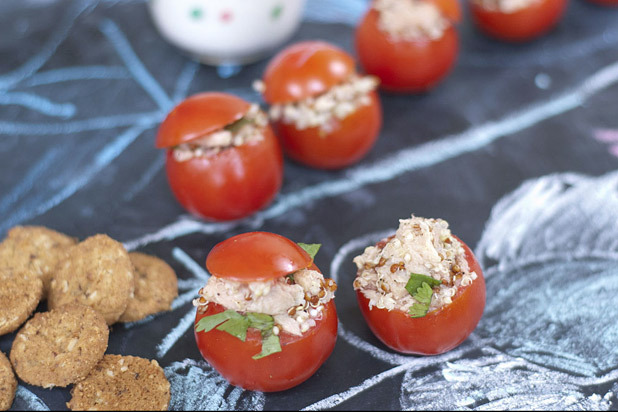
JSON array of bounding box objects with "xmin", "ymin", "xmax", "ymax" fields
[
  {"xmin": 353, "ymin": 215, "xmax": 485, "ymax": 355},
  {"xmin": 155, "ymin": 92, "xmax": 283, "ymax": 221},
  {"xmin": 355, "ymin": 0, "xmax": 461, "ymax": 93},
  {"xmin": 254, "ymin": 41, "xmax": 382, "ymax": 170},
  {"xmin": 193, "ymin": 232, "xmax": 338, "ymax": 392},
  {"xmin": 469, "ymin": 0, "xmax": 568, "ymax": 42}
]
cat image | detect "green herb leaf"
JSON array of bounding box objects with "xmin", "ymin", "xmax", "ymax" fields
[
  {"xmin": 408, "ymin": 303, "xmax": 430, "ymax": 318},
  {"xmin": 252, "ymin": 331, "xmax": 282, "ymax": 360},
  {"xmin": 246, "ymin": 312, "xmax": 274, "ymax": 331},
  {"xmin": 298, "ymin": 243, "xmax": 321, "ymax": 260},
  {"xmin": 216, "ymin": 316, "xmax": 250, "ymax": 341},
  {"xmin": 405, "ymin": 273, "xmax": 441, "ymax": 297},
  {"xmin": 194, "ymin": 310, "xmax": 242, "ymax": 332},
  {"xmin": 414, "ymin": 282, "xmax": 434, "ymax": 305},
  {"xmin": 224, "ymin": 116, "xmax": 251, "ymax": 134}
]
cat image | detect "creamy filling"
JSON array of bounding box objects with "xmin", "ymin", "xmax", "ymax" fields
[
  {"xmin": 473, "ymin": 0, "xmax": 541, "ymax": 13},
  {"xmin": 255, "ymin": 75, "xmax": 378, "ymax": 133},
  {"xmin": 172, "ymin": 104, "xmax": 268, "ymax": 162},
  {"xmin": 353, "ymin": 215, "xmax": 477, "ymax": 313},
  {"xmin": 193, "ymin": 268, "xmax": 337, "ymax": 336},
  {"xmin": 373, "ymin": 0, "xmax": 449, "ymax": 42}
]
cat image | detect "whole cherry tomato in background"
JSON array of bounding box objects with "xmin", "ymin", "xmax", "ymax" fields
[
  {"xmin": 469, "ymin": 0, "xmax": 568, "ymax": 42},
  {"xmin": 257, "ymin": 41, "xmax": 382, "ymax": 170},
  {"xmin": 355, "ymin": 235, "xmax": 486, "ymax": 355},
  {"xmin": 156, "ymin": 93, "xmax": 283, "ymax": 221},
  {"xmin": 194, "ymin": 232, "xmax": 338, "ymax": 392},
  {"xmin": 355, "ymin": 0, "xmax": 461, "ymax": 93}
]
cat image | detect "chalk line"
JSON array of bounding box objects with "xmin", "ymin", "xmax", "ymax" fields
[
  {"xmin": 303, "ymin": 0, "xmax": 366, "ymax": 26},
  {"xmin": 99, "ymin": 19, "xmax": 173, "ymax": 111},
  {"xmin": 123, "ymin": 57, "xmax": 618, "ymax": 250},
  {"xmin": 0, "ymin": 124, "xmax": 149, "ymax": 233},
  {"xmin": 171, "ymin": 247, "xmax": 210, "ymax": 281},
  {"xmin": 173, "ymin": 61, "xmax": 200, "ymax": 103},
  {"xmin": 15, "ymin": 386, "xmax": 50, "ymax": 411},
  {"xmin": 20, "ymin": 65, "xmax": 130, "ymax": 87},
  {"xmin": 122, "ymin": 152, "xmax": 164, "ymax": 202},
  {"xmin": 0, "ymin": 0, "xmax": 95, "ymax": 90},
  {"xmin": 0, "ymin": 92, "xmax": 76, "ymax": 118},
  {"xmin": 156, "ymin": 307, "xmax": 195, "ymax": 358}
]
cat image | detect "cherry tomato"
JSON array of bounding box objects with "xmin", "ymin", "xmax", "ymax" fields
[
  {"xmin": 469, "ymin": 0, "xmax": 568, "ymax": 42},
  {"xmin": 156, "ymin": 93, "xmax": 283, "ymax": 221},
  {"xmin": 260, "ymin": 41, "xmax": 382, "ymax": 170},
  {"xmin": 356, "ymin": 236, "xmax": 486, "ymax": 355},
  {"xmin": 195, "ymin": 232, "xmax": 338, "ymax": 392}
]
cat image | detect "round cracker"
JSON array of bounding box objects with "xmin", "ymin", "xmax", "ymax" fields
[
  {"xmin": 10, "ymin": 304, "xmax": 108, "ymax": 388},
  {"xmin": 0, "ymin": 351, "xmax": 16, "ymax": 411},
  {"xmin": 0, "ymin": 265, "xmax": 43, "ymax": 336},
  {"xmin": 119, "ymin": 252, "xmax": 178, "ymax": 323},
  {"xmin": 48, "ymin": 234, "xmax": 135, "ymax": 325},
  {"xmin": 0, "ymin": 226, "xmax": 77, "ymax": 295},
  {"xmin": 67, "ymin": 354, "xmax": 170, "ymax": 411}
]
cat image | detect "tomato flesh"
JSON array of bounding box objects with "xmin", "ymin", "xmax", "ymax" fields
[
  {"xmin": 355, "ymin": 237, "xmax": 486, "ymax": 355},
  {"xmin": 470, "ymin": 0, "xmax": 568, "ymax": 42},
  {"xmin": 273, "ymin": 91, "xmax": 382, "ymax": 169},
  {"xmin": 206, "ymin": 232, "xmax": 313, "ymax": 281},
  {"xmin": 262, "ymin": 41, "xmax": 356, "ymax": 104},
  {"xmin": 355, "ymin": 9, "xmax": 459, "ymax": 93},
  {"xmin": 156, "ymin": 92, "xmax": 250, "ymax": 148},
  {"xmin": 194, "ymin": 299, "xmax": 338, "ymax": 392},
  {"xmin": 164, "ymin": 125, "xmax": 283, "ymax": 221}
]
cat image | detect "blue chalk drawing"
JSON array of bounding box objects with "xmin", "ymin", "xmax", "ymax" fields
[
  {"xmin": 0, "ymin": 92, "xmax": 76, "ymax": 118},
  {"xmin": 303, "ymin": 0, "xmax": 367, "ymax": 26},
  {"xmin": 13, "ymin": 386, "xmax": 50, "ymax": 411},
  {"xmin": 21, "ymin": 66, "xmax": 130, "ymax": 87},
  {"xmin": 173, "ymin": 61, "xmax": 200, "ymax": 103}
]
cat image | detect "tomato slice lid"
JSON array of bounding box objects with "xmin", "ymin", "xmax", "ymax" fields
[
  {"xmin": 155, "ymin": 92, "xmax": 251, "ymax": 149},
  {"xmin": 261, "ymin": 41, "xmax": 356, "ymax": 105},
  {"xmin": 206, "ymin": 232, "xmax": 313, "ymax": 282},
  {"xmin": 426, "ymin": 0, "xmax": 462, "ymax": 23}
]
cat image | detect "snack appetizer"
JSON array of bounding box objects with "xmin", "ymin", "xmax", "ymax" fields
[
  {"xmin": 156, "ymin": 92, "xmax": 283, "ymax": 221},
  {"xmin": 355, "ymin": 0, "xmax": 461, "ymax": 93},
  {"xmin": 254, "ymin": 41, "xmax": 382, "ymax": 169},
  {"xmin": 193, "ymin": 232, "xmax": 338, "ymax": 391},
  {"xmin": 353, "ymin": 215, "xmax": 485, "ymax": 355},
  {"xmin": 469, "ymin": 0, "xmax": 567, "ymax": 42}
]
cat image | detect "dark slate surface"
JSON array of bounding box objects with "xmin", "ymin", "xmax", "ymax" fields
[{"xmin": 1, "ymin": 0, "xmax": 618, "ymax": 410}]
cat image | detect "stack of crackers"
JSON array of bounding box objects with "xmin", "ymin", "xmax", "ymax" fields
[{"xmin": 0, "ymin": 226, "xmax": 179, "ymax": 411}]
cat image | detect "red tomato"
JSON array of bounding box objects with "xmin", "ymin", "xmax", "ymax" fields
[
  {"xmin": 469, "ymin": 0, "xmax": 568, "ymax": 42},
  {"xmin": 260, "ymin": 41, "xmax": 382, "ymax": 170},
  {"xmin": 206, "ymin": 231, "xmax": 312, "ymax": 281},
  {"xmin": 195, "ymin": 300, "xmax": 337, "ymax": 392},
  {"xmin": 157, "ymin": 93, "xmax": 283, "ymax": 221},
  {"xmin": 356, "ymin": 236, "xmax": 486, "ymax": 355},
  {"xmin": 355, "ymin": 8, "xmax": 459, "ymax": 93},
  {"xmin": 427, "ymin": 0, "xmax": 463, "ymax": 22}
]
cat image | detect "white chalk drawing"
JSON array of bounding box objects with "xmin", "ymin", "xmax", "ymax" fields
[
  {"xmin": 164, "ymin": 359, "xmax": 265, "ymax": 411},
  {"xmin": 12, "ymin": 387, "xmax": 50, "ymax": 411}
]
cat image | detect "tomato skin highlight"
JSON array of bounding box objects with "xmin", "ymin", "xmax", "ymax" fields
[
  {"xmin": 355, "ymin": 9, "xmax": 459, "ymax": 93},
  {"xmin": 155, "ymin": 92, "xmax": 250, "ymax": 148},
  {"xmin": 469, "ymin": 0, "xmax": 568, "ymax": 42},
  {"xmin": 194, "ymin": 299, "xmax": 338, "ymax": 392},
  {"xmin": 164, "ymin": 125, "xmax": 283, "ymax": 221},
  {"xmin": 262, "ymin": 41, "xmax": 356, "ymax": 104},
  {"xmin": 206, "ymin": 232, "xmax": 313, "ymax": 282},
  {"xmin": 273, "ymin": 91, "xmax": 382, "ymax": 170},
  {"xmin": 355, "ymin": 237, "xmax": 486, "ymax": 355}
]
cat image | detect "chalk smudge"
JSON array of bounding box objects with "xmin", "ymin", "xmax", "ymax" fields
[
  {"xmin": 13, "ymin": 386, "xmax": 50, "ymax": 411},
  {"xmin": 164, "ymin": 359, "xmax": 265, "ymax": 411}
]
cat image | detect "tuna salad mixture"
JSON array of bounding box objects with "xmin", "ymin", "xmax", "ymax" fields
[
  {"xmin": 373, "ymin": 0, "xmax": 449, "ymax": 41},
  {"xmin": 172, "ymin": 104, "xmax": 268, "ymax": 162},
  {"xmin": 473, "ymin": 0, "xmax": 540, "ymax": 13},
  {"xmin": 353, "ymin": 215, "xmax": 477, "ymax": 314},
  {"xmin": 193, "ymin": 268, "xmax": 337, "ymax": 336},
  {"xmin": 254, "ymin": 75, "xmax": 378, "ymax": 133}
]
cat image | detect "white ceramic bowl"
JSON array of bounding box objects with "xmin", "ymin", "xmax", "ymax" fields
[{"xmin": 149, "ymin": 0, "xmax": 306, "ymax": 65}]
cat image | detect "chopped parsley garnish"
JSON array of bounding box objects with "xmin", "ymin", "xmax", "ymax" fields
[
  {"xmin": 195, "ymin": 310, "xmax": 282, "ymax": 359},
  {"xmin": 297, "ymin": 243, "xmax": 321, "ymax": 260},
  {"xmin": 405, "ymin": 273, "xmax": 441, "ymax": 318}
]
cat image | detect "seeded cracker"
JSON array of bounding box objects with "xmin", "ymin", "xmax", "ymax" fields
[
  {"xmin": 0, "ymin": 226, "xmax": 77, "ymax": 296},
  {"xmin": 119, "ymin": 252, "xmax": 178, "ymax": 323},
  {"xmin": 10, "ymin": 304, "xmax": 108, "ymax": 388},
  {"xmin": 67, "ymin": 354, "xmax": 171, "ymax": 411},
  {"xmin": 0, "ymin": 351, "xmax": 16, "ymax": 411},
  {"xmin": 48, "ymin": 234, "xmax": 135, "ymax": 325},
  {"xmin": 0, "ymin": 264, "xmax": 43, "ymax": 336}
]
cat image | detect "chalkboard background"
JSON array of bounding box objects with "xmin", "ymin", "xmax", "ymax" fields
[{"xmin": 1, "ymin": 0, "xmax": 618, "ymax": 410}]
